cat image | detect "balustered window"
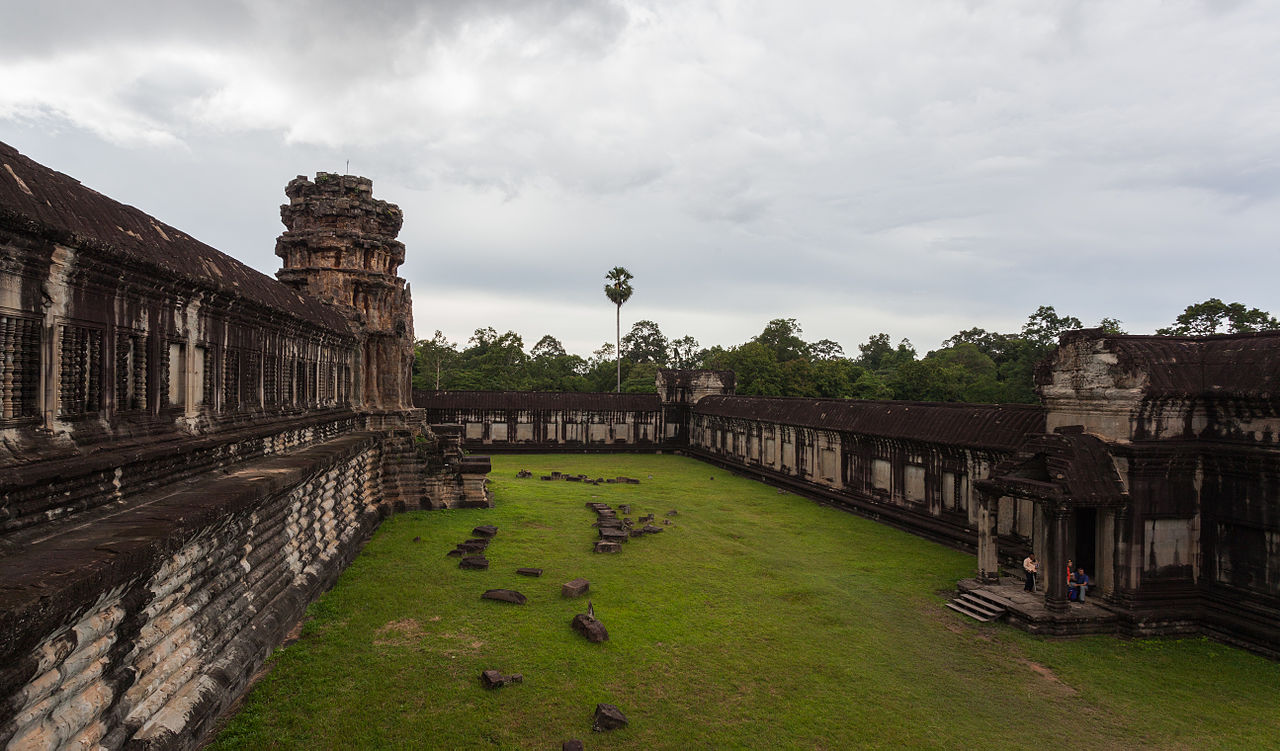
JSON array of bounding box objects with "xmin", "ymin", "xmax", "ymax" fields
[
  {"xmin": 223, "ymin": 348, "xmax": 240, "ymax": 411},
  {"xmin": 295, "ymin": 360, "xmax": 308, "ymax": 405},
  {"xmin": 1, "ymin": 314, "xmax": 40, "ymax": 423},
  {"xmin": 114, "ymin": 331, "xmax": 147, "ymax": 412},
  {"xmin": 198, "ymin": 345, "xmax": 214, "ymax": 407},
  {"xmin": 243, "ymin": 350, "xmax": 261, "ymax": 408},
  {"xmin": 59, "ymin": 324, "xmax": 102, "ymax": 417},
  {"xmin": 264, "ymin": 353, "xmax": 279, "ymax": 407}
]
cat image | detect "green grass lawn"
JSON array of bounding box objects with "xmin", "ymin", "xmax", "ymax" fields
[{"xmin": 212, "ymin": 454, "xmax": 1280, "ymax": 750}]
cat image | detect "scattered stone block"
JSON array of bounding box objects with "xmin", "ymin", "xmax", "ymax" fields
[
  {"xmin": 541, "ymin": 476, "xmax": 553, "ymax": 481},
  {"xmin": 662, "ymin": 519, "xmax": 671, "ymax": 525},
  {"xmin": 572, "ymin": 613, "xmax": 609, "ymax": 643},
  {"xmin": 482, "ymin": 589, "xmax": 527, "ymax": 604},
  {"xmin": 600, "ymin": 529, "xmax": 629, "ymax": 543},
  {"xmin": 642, "ymin": 524, "xmax": 662, "ymax": 534},
  {"xmin": 480, "ymin": 669, "xmax": 524, "ymax": 689},
  {"xmin": 517, "ymin": 469, "xmax": 532, "ymax": 478},
  {"xmin": 562, "ymin": 741, "xmax": 584, "ymax": 751},
  {"xmin": 460, "ymin": 555, "xmax": 489, "ymax": 570},
  {"xmin": 412, "ymin": 536, "xmax": 421, "ymax": 543},
  {"xmin": 516, "ymin": 567, "xmax": 543, "ymax": 577},
  {"xmin": 594, "ymin": 541, "xmax": 621, "ymax": 554},
  {"xmin": 472, "ymin": 525, "xmax": 498, "ymax": 538},
  {"xmin": 665, "ymin": 510, "xmax": 678, "ymax": 517},
  {"xmin": 446, "ymin": 549, "xmax": 463, "ymax": 557},
  {"xmin": 567, "ymin": 475, "xmax": 582, "ymax": 482},
  {"xmin": 562, "ymin": 578, "xmax": 590, "ymax": 598},
  {"xmin": 592, "ymin": 703, "xmax": 628, "ymax": 731},
  {"xmin": 619, "ymin": 504, "xmax": 631, "ymax": 514},
  {"xmin": 629, "ymin": 529, "xmax": 646, "ymax": 538}
]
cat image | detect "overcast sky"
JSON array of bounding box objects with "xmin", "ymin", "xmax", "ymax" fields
[{"xmin": 2, "ymin": 0, "xmax": 1278, "ymax": 358}]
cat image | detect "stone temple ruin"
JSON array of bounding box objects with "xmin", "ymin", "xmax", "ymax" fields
[{"xmin": 2, "ymin": 141, "xmax": 1280, "ymax": 748}]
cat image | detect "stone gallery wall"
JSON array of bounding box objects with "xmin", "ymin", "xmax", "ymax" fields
[
  {"xmin": 0, "ymin": 431, "xmax": 384, "ymax": 749},
  {"xmin": 414, "ymin": 391, "xmax": 675, "ymax": 451},
  {"xmin": 0, "ymin": 142, "xmax": 490, "ymax": 749},
  {"xmin": 687, "ymin": 396, "xmax": 1047, "ymax": 551},
  {"xmin": 1038, "ymin": 330, "xmax": 1280, "ymax": 654},
  {"xmin": 412, "ymin": 369, "xmax": 735, "ymax": 453}
]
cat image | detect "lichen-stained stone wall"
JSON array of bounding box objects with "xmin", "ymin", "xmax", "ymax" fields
[
  {"xmin": 1037, "ymin": 329, "xmax": 1280, "ymax": 655},
  {"xmin": 0, "ymin": 433, "xmax": 383, "ymax": 750},
  {"xmin": 687, "ymin": 398, "xmax": 1044, "ymax": 551},
  {"xmin": 414, "ymin": 391, "xmax": 672, "ymax": 452},
  {"xmin": 0, "ymin": 141, "xmax": 490, "ymax": 750}
]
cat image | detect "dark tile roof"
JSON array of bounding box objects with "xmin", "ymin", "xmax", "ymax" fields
[
  {"xmin": 0, "ymin": 141, "xmax": 350, "ymax": 333},
  {"xmin": 414, "ymin": 390, "xmax": 662, "ymax": 411},
  {"xmin": 1054, "ymin": 329, "xmax": 1280, "ymax": 398},
  {"xmin": 979, "ymin": 429, "xmax": 1128, "ymax": 506},
  {"xmin": 694, "ymin": 396, "xmax": 1045, "ymax": 451}
]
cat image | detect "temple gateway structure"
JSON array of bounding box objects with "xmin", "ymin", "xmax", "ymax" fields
[{"xmin": 1, "ymin": 141, "xmax": 1278, "ymax": 749}]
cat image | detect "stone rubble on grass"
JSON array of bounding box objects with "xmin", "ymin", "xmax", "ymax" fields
[
  {"xmin": 516, "ymin": 567, "xmax": 543, "ymax": 577},
  {"xmin": 571, "ymin": 613, "xmax": 609, "ymax": 643},
  {"xmin": 592, "ymin": 703, "xmax": 628, "ymax": 731},
  {"xmin": 562, "ymin": 741, "xmax": 584, "ymax": 751},
  {"xmin": 480, "ymin": 669, "xmax": 523, "ymax": 689},
  {"xmin": 459, "ymin": 555, "xmax": 489, "ymax": 570},
  {"xmin": 562, "ymin": 578, "xmax": 590, "ymax": 598},
  {"xmin": 472, "ymin": 524, "xmax": 499, "ymax": 538},
  {"xmin": 481, "ymin": 589, "xmax": 527, "ymax": 604},
  {"xmin": 594, "ymin": 541, "xmax": 621, "ymax": 554}
]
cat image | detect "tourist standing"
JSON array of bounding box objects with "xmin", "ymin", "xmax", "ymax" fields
[{"xmin": 1023, "ymin": 554, "xmax": 1038, "ymax": 592}]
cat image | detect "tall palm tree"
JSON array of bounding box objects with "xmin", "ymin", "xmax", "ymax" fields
[{"xmin": 604, "ymin": 266, "xmax": 634, "ymax": 392}]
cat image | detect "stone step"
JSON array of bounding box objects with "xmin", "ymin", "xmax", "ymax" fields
[{"xmin": 946, "ymin": 593, "xmax": 1007, "ymax": 623}]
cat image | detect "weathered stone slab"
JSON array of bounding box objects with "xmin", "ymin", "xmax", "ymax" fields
[
  {"xmin": 594, "ymin": 541, "xmax": 621, "ymax": 554},
  {"xmin": 460, "ymin": 555, "xmax": 489, "ymax": 570},
  {"xmin": 562, "ymin": 578, "xmax": 590, "ymax": 597},
  {"xmin": 482, "ymin": 589, "xmax": 527, "ymax": 604},
  {"xmin": 562, "ymin": 741, "xmax": 584, "ymax": 751},
  {"xmin": 600, "ymin": 529, "xmax": 629, "ymax": 543},
  {"xmin": 572, "ymin": 613, "xmax": 609, "ymax": 643},
  {"xmin": 593, "ymin": 703, "xmax": 628, "ymax": 731},
  {"xmin": 446, "ymin": 549, "xmax": 463, "ymax": 557},
  {"xmin": 472, "ymin": 525, "xmax": 498, "ymax": 538},
  {"xmin": 629, "ymin": 529, "xmax": 646, "ymax": 538},
  {"xmin": 516, "ymin": 567, "xmax": 543, "ymax": 577},
  {"xmin": 665, "ymin": 509, "xmax": 678, "ymax": 516},
  {"xmin": 642, "ymin": 524, "xmax": 663, "ymax": 534},
  {"xmin": 481, "ymin": 669, "xmax": 524, "ymax": 689}
]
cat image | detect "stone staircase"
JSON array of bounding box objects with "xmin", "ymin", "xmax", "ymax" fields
[{"xmin": 946, "ymin": 589, "xmax": 1010, "ymax": 622}]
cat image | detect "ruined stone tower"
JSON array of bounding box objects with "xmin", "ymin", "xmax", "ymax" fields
[{"xmin": 276, "ymin": 173, "xmax": 414, "ymax": 411}]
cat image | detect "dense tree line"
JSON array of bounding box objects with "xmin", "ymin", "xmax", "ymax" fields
[{"xmin": 413, "ymin": 299, "xmax": 1278, "ymax": 403}]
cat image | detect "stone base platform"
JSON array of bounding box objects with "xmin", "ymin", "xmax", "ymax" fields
[{"xmin": 956, "ymin": 577, "xmax": 1121, "ymax": 637}]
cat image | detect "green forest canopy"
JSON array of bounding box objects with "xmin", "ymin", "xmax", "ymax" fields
[{"xmin": 413, "ymin": 300, "xmax": 1279, "ymax": 403}]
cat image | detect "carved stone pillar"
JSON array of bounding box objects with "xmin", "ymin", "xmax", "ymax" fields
[
  {"xmin": 1046, "ymin": 506, "xmax": 1071, "ymax": 612},
  {"xmin": 976, "ymin": 491, "xmax": 1000, "ymax": 583}
]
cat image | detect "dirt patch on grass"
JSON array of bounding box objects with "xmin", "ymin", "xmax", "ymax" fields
[
  {"xmin": 374, "ymin": 618, "xmax": 426, "ymax": 646},
  {"xmin": 437, "ymin": 630, "xmax": 486, "ymax": 658},
  {"xmin": 1017, "ymin": 658, "xmax": 1077, "ymax": 696}
]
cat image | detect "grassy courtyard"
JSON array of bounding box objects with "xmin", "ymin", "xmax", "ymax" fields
[{"xmin": 212, "ymin": 454, "xmax": 1280, "ymax": 750}]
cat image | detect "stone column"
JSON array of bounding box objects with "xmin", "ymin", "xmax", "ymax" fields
[
  {"xmin": 976, "ymin": 491, "xmax": 1000, "ymax": 583},
  {"xmin": 1046, "ymin": 506, "xmax": 1070, "ymax": 612}
]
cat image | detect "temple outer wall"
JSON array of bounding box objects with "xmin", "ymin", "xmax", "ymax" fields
[
  {"xmin": 0, "ymin": 430, "xmax": 386, "ymax": 750},
  {"xmin": 684, "ymin": 403, "xmax": 1038, "ymax": 554}
]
